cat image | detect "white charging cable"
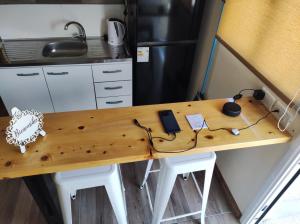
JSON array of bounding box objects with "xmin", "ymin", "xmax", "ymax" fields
[{"xmin": 277, "ymin": 88, "xmax": 300, "ymax": 132}]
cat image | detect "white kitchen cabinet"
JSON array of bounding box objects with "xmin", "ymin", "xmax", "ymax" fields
[
  {"xmin": 0, "ymin": 67, "xmax": 54, "ymax": 114},
  {"xmin": 92, "ymin": 60, "xmax": 133, "ymax": 109},
  {"xmin": 0, "ymin": 60, "xmax": 132, "ymax": 113},
  {"xmin": 44, "ymin": 65, "xmax": 96, "ymax": 112}
]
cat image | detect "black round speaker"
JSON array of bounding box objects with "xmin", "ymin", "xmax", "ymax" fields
[{"xmin": 222, "ymin": 102, "xmax": 241, "ymax": 117}]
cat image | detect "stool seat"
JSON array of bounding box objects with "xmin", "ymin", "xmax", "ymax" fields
[
  {"xmin": 56, "ymin": 166, "xmax": 113, "ymax": 178},
  {"xmin": 54, "ymin": 164, "xmax": 127, "ymax": 224},
  {"xmin": 162, "ymin": 152, "xmax": 215, "ymax": 168},
  {"xmin": 54, "ymin": 165, "xmax": 115, "ymax": 184},
  {"xmin": 140, "ymin": 152, "xmax": 216, "ymax": 224}
]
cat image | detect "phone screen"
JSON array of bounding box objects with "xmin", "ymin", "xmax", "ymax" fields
[{"xmin": 158, "ymin": 110, "xmax": 181, "ymax": 134}]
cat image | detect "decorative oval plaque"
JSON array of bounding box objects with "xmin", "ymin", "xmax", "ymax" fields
[{"xmin": 6, "ymin": 107, "xmax": 46, "ymax": 154}]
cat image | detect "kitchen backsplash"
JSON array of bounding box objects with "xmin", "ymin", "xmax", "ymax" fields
[{"xmin": 0, "ymin": 4, "xmax": 124, "ymax": 39}]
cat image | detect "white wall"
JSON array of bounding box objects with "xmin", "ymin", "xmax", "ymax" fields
[
  {"xmin": 206, "ymin": 42, "xmax": 290, "ymax": 213},
  {"xmin": 0, "ymin": 4, "xmax": 124, "ymax": 39}
]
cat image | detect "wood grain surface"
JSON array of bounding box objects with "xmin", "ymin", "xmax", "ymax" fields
[
  {"xmin": 218, "ymin": 0, "xmax": 300, "ymax": 101},
  {"xmin": 146, "ymin": 98, "xmax": 290, "ymax": 158},
  {"xmin": 0, "ymin": 98, "xmax": 290, "ymax": 179}
]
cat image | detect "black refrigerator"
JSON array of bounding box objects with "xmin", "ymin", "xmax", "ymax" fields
[{"xmin": 127, "ymin": 0, "xmax": 207, "ymax": 105}]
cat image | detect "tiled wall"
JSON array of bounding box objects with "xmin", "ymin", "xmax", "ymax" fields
[{"xmin": 0, "ymin": 0, "xmax": 122, "ymax": 4}]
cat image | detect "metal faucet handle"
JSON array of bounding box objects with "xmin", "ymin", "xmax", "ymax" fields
[
  {"xmin": 64, "ymin": 21, "xmax": 86, "ymax": 42},
  {"xmin": 72, "ymin": 34, "xmax": 84, "ymax": 39}
]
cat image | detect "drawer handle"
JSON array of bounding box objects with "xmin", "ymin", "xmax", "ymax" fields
[
  {"xmin": 102, "ymin": 69, "xmax": 122, "ymax": 74},
  {"xmin": 47, "ymin": 72, "xmax": 69, "ymax": 75},
  {"xmin": 17, "ymin": 73, "xmax": 39, "ymax": 76},
  {"xmin": 104, "ymin": 86, "xmax": 123, "ymax": 90},
  {"xmin": 106, "ymin": 100, "xmax": 123, "ymax": 104}
]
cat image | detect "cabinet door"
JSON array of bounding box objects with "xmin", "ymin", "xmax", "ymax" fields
[
  {"xmin": 44, "ymin": 65, "xmax": 96, "ymax": 112},
  {"xmin": 0, "ymin": 67, "xmax": 54, "ymax": 114}
]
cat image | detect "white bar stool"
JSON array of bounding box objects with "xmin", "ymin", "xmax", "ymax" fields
[
  {"xmin": 53, "ymin": 164, "xmax": 127, "ymax": 224},
  {"xmin": 140, "ymin": 152, "xmax": 216, "ymax": 224}
]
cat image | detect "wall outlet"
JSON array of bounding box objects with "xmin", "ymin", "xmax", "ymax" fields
[
  {"xmin": 293, "ymin": 99, "xmax": 300, "ymax": 114},
  {"xmin": 261, "ymin": 86, "xmax": 277, "ymax": 111},
  {"xmin": 271, "ymin": 100, "xmax": 293, "ymax": 130},
  {"xmin": 261, "ymin": 86, "xmax": 298, "ymax": 131}
]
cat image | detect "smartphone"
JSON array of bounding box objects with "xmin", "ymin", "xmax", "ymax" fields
[{"xmin": 158, "ymin": 110, "xmax": 181, "ymax": 134}]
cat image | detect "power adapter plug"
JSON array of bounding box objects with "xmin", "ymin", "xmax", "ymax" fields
[{"xmin": 253, "ymin": 89, "xmax": 265, "ymax": 100}]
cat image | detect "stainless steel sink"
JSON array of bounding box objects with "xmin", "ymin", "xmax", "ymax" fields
[{"xmin": 42, "ymin": 40, "xmax": 88, "ymax": 57}]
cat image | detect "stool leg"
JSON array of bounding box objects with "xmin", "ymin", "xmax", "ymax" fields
[
  {"xmin": 118, "ymin": 165, "xmax": 127, "ymax": 216},
  {"xmin": 106, "ymin": 171, "xmax": 127, "ymax": 224},
  {"xmin": 182, "ymin": 173, "xmax": 190, "ymax": 181},
  {"xmin": 151, "ymin": 164, "xmax": 177, "ymax": 224},
  {"xmin": 70, "ymin": 189, "xmax": 77, "ymax": 200},
  {"xmin": 140, "ymin": 159, "xmax": 154, "ymax": 189},
  {"xmin": 200, "ymin": 165, "xmax": 215, "ymax": 224},
  {"xmin": 56, "ymin": 185, "xmax": 72, "ymax": 224}
]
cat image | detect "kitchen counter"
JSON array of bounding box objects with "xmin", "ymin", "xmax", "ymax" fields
[
  {"xmin": 0, "ymin": 97, "xmax": 290, "ymax": 179},
  {"xmin": 0, "ymin": 37, "xmax": 131, "ymax": 66}
]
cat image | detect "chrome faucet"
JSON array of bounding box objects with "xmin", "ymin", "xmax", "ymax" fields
[{"xmin": 64, "ymin": 21, "xmax": 86, "ymax": 42}]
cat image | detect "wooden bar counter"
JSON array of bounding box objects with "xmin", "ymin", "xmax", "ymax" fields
[{"xmin": 0, "ymin": 98, "xmax": 291, "ymax": 179}]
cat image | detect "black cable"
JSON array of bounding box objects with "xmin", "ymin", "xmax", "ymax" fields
[
  {"xmin": 238, "ymin": 88, "xmax": 256, "ymax": 94},
  {"xmin": 133, "ymin": 119, "xmax": 153, "ymax": 145},
  {"xmin": 204, "ymin": 109, "xmax": 279, "ymax": 133},
  {"xmin": 133, "ymin": 119, "xmax": 175, "ymax": 144},
  {"xmin": 149, "ymin": 130, "xmax": 200, "ymax": 154},
  {"xmin": 133, "ymin": 119, "xmax": 205, "ymax": 154},
  {"xmin": 134, "ymin": 108, "xmax": 278, "ymax": 153},
  {"xmin": 238, "ymin": 110, "xmax": 276, "ymax": 131},
  {"xmin": 233, "ymin": 88, "xmax": 256, "ymax": 102},
  {"xmin": 205, "ymin": 124, "xmax": 229, "ymax": 132},
  {"xmin": 152, "ymin": 134, "xmax": 177, "ymax": 142}
]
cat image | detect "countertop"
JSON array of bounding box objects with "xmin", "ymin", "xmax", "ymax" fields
[
  {"xmin": 0, "ymin": 97, "xmax": 291, "ymax": 179},
  {"xmin": 0, "ymin": 37, "xmax": 131, "ymax": 67}
]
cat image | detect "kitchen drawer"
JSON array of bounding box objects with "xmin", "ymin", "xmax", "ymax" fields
[
  {"xmin": 95, "ymin": 81, "xmax": 132, "ymax": 97},
  {"xmin": 92, "ymin": 62, "xmax": 132, "ymax": 82},
  {"xmin": 97, "ymin": 96, "xmax": 132, "ymax": 109}
]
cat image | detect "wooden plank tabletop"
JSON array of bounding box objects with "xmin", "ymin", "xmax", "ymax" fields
[
  {"xmin": 0, "ymin": 98, "xmax": 291, "ymax": 179},
  {"xmin": 148, "ymin": 98, "xmax": 291, "ymax": 159}
]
